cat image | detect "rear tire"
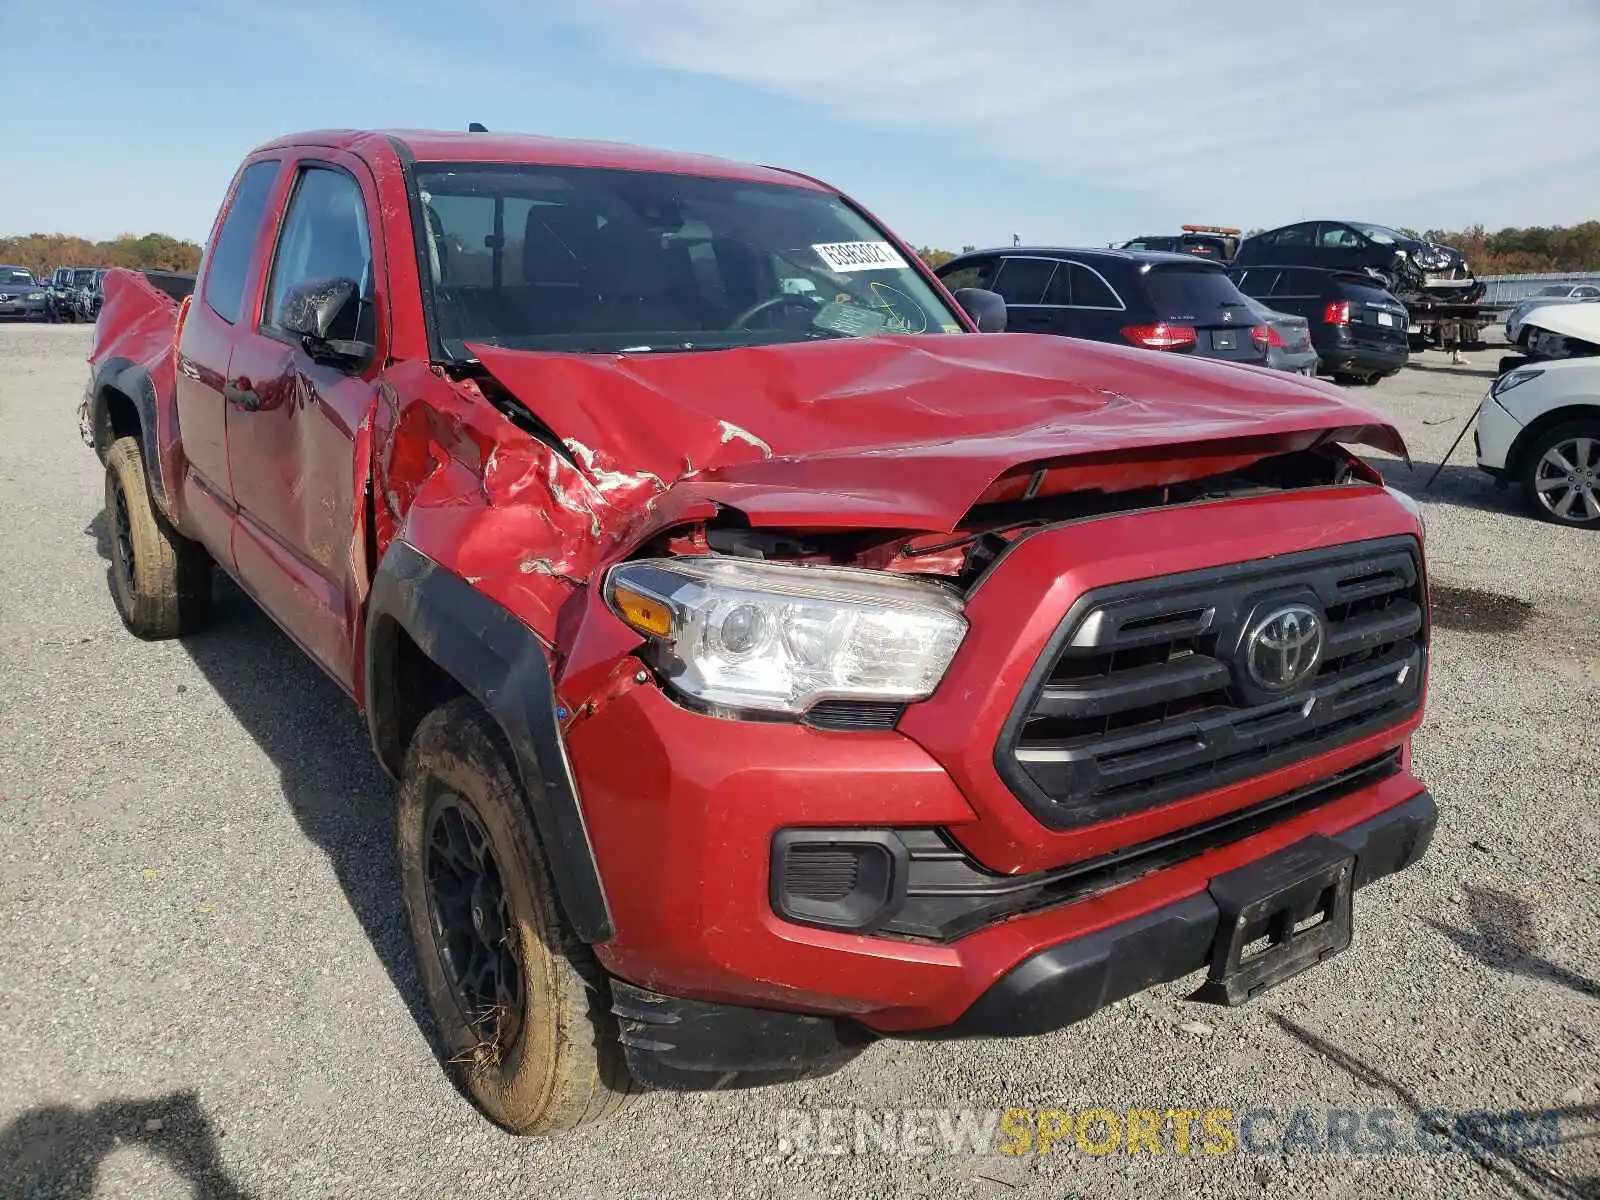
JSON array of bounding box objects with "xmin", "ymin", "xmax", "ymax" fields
[
  {"xmin": 104, "ymin": 437, "xmax": 213, "ymax": 639},
  {"xmin": 1519, "ymin": 421, "xmax": 1600, "ymax": 529},
  {"xmin": 398, "ymin": 697, "xmax": 638, "ymax": 1135}
]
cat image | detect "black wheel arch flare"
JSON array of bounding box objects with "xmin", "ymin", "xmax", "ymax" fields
[
  {"xmin": 364, "ymin": 539, "xmax": 615, "ymax": 943},
  {"xmin": 88, "ymin": 357, "xmax": 167, "ymax": 512}
]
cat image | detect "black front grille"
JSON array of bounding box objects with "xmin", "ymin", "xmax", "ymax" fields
[{"xmin": 996, "ymin": 536, "xmax": 1426, "ymax": 830}]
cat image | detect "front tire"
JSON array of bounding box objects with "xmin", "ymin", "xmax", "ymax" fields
[
  {"xmin": 1520, "ymin": 421, "xmax": 1600, "ymax": 528},
  {"xmin": 398, "ymin": 697, "xmax": 636, "ymax": 1135},
  {"xmin": 104, "ymin": 437, "xmax": 213, "ymax": 638}
]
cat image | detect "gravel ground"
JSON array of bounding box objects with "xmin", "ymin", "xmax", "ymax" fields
[{"xmin": 1, "ymin": 322, "xmax": 1596, "ymax": 1200}]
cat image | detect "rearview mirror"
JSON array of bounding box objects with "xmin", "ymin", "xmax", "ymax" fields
[{"xmin": 953, "ymin": 287, "xmax": 1007, "ymax": 333}]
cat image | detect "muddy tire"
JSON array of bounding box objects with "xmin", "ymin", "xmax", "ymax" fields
[
  {"xmin": 398, "ymin": 697, "xmax": 637, "ymax": 1135},
  {"xmin": 104, "ymin": 437, "xmax": 213, "ymax": 639}
]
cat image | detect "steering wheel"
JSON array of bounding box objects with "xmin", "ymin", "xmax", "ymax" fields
[{"xmin": 728, "ymin": 293, "xmax": 823, "ymax": 331}]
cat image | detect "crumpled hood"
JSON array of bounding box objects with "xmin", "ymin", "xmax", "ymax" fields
[{"xmin": 470, "ymin": 333, "xmax": 1405, "ymax": 533}]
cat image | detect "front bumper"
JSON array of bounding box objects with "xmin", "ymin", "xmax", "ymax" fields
[
  {"xmin": 568, "ymin": 488, "xmax": 1429, "ymax": 1038},
  {"xmin": 0, "ymin": 299, "xmax": 47, "ymax": 320},
  {"xmin": 611, "ymin": 788, "xmax": 1436, "ymax": 1087},
  {"xmin": 1475, "ymin": 393, "xmax": 1521, "ymax": 472}
]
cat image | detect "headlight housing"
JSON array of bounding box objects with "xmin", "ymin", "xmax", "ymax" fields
[
  {"xmin": 27, "ymin": 292, "xmax": 44, "ymax": 301},
  {"xmin": 1491, "ymin": 367, "xmax": 1543, "ymax": 398},
  {"xmin": 605, "ymin": 557, "xmax": 968, "ymax": 717}
]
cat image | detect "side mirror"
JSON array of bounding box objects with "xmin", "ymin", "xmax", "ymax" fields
[
  {"xmin": 280, "ymin": 276, "xmax": 361, "ymax": 341},
  {"xmin": 953, "ymin": 287, "xmax": 1007, "ymax": 333}
]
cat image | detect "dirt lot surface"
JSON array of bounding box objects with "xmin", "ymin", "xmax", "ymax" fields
[{"xmin": 1, "ymin": 323, "xmax": 1596, "ymax": 1199}]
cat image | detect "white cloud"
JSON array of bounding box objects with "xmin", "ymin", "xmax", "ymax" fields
[{"xmin": 551, "ymin": 0, "xmax": 1600, "ymax": 231}]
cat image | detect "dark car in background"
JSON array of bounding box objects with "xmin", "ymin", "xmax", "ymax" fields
[
  {"xmin": 936, "ymin": 246, "xmax": 1286, "ymax": 369},
  {"xmin": 76, "ymin": 269, "xmax": 109, "ymax": 322},
  {"xmin": 1237, "ymin": 295, "xmax": 1318, "ymax": 376},
  {"xmin": 48, "ymin": 267, "xmax": 98, "ymax": 322},
  {"xmin": 1229, "ymin": 265, "xmax": 1410, "ymax": 384},
  {"xmin": 1232, "ymin": 221, "xmax": 1479, "ymax": 301},
  {"xmin": 1117, "ymin": 225, "xmax": 1240, "ymax": 263},
  {"xmin": 0, "ymin": 266, "xmax": 48, "ymax": 321}
]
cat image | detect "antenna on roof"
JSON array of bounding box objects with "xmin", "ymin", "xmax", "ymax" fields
[{"xmin": 468, "ymin": 122, "xmax": 489, "ymax": 133}]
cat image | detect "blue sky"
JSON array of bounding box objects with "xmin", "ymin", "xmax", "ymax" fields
[{"xmin": 5, "ymin": 0, "xmax": 1599, "ymax": 249}]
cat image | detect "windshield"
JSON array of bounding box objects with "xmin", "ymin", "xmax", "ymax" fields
[
  {"xmin": 1348, "ymin": 222, "xmax": 1405, "ymax": 246},
  {"xmin": 1538, "ymin": 285, "xmax": 1571, "ymax": 296},
  {"xmin": 72, "ymin": 269, "xmax": 95, "ymax": 286},
  {"xmin": 413, "ymin": 164, "xmax": 963, "ymax": 358},
  {"xmin": 1, "ymin": 268, "xmax": 34, "ymax": 286}
]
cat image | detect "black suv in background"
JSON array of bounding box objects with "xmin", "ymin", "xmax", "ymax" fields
[
  {"xmin": 1228, "ymin": 266, "xmax": 1410, "ymax": 384},
  {"xmin": 935, "ymin": 247, "xmax": 1275, "ymax": 367},
  {"xmin": 47, "ymin": 267, "xmax": 97, "ymax": 322},
  {"xmin": 1117, "ymin": 225, "xmax": 1240, "ymax": 263},
  {"xmin": 1232, "ymin": 221, "xmax": 1479, "ymax": 301}
]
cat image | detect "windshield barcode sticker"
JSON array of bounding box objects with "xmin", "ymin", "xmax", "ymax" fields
[{"xmin": 812, "ymin": 242, "xmax": 908, "ymax": 272}]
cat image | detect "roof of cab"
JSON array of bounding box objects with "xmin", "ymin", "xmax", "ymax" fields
[{"xmin": 249, "ymin": 129, "xmax": 830, "ymax": 191}]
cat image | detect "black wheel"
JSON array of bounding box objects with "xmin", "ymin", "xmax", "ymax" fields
[
  {"xmin": 1332, "ymin": 372, "xmax": 1379, "ymax": 387},
  {"xmin": 103, "ymin": 437, "xmax": 213, "ymax": 638},
  {"xmin": 1520, "ymin": 421, "xmax": 1600, "ymax": 528},
  {"xmin": 398, "ymin": 697, "xmax": 637, "ymax": 1135}
]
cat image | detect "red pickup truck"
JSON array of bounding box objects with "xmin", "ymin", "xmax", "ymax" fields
[{"xmin": 85, "ymin": 128, "xmax": 1435, "ymax": 1135}]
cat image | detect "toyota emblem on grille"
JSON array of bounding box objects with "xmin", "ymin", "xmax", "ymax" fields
[{"xmin": 1244, "ymin": 604, "xmax": 1324, "ymax": 692}]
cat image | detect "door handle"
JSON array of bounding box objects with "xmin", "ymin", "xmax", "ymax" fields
[{"xmin": 224, "ymin": 376, "xmax": 261, "ymax": 411}]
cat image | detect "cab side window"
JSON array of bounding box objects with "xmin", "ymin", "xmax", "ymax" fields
[
  {"xmin": 203, "ymin": 160, "xmax": 280, "ymax": 325},
  {"xmin": 264, "ymin": 166, "xmax": 375, "ymax": 345}
]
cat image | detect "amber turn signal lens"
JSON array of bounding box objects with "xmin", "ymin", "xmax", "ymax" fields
[{"xmin": 612, "ymin": 585, "xmax": 674, "ymax": 637}]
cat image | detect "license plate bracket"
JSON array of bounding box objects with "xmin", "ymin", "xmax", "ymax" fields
[
  {"xmin": 1193, "ymin": 835, "xmax": 1354, "ymax": 1006},
  {"xmin": 1211, "ymin": 331, "xmax": 1237, "ymax": 350}
]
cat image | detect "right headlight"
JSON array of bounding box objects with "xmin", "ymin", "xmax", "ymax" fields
[
  {"xmin": 1490, "ymin": 367, "xmax": 1543, "ymax": 398},
  {"xmin": 605, "ymin": 557, "xmax": 968, "ymax": 717}
]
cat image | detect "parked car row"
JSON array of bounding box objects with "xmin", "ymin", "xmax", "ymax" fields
[
  {"xmin": 932, "ymin": 247, "xmax": 1407, "ymax": 384},
  {"xmin": 0, "ymin": 266, "xmax": 199, "ymax": 323},
  {"xmin": 1116, "ymin": 220, "xmax": 1482, "ymax": 308},
  {"xmin": 42, "ymin": 267, "xmax": 104, "ymax": 322}
]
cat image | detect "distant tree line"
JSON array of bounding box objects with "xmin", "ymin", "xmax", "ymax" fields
[
  {"xmin": 0, "ymin": 233, "xmax": 203, "ymax": 278},
  {"xmin": 920, "ymin": 223, "xmax": 1600, "ymax": 275}
]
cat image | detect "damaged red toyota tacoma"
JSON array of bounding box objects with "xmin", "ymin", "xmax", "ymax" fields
[{"xmin": 84, "ymin": 129, "xmax": 1436, "ymax": 1134}]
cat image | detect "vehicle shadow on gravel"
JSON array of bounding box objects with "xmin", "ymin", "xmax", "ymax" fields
[
  {"xmin": 1275, "ymin": 1016, "xmax": 1600, "ymax": 1200},
  {"xmin": 0, "ymin": 1089, "xmax": 253, "ymax": 1199},
  {"xmin": 1425, "ymin": 886, "xmax": 1600, "ymax": 1002},
  {"xmin": 84, "ymin": 513, "xmax": 443, "ymax": 1062},
  {"xmin": 1371, "ymin": 456, "xmax": 1518, "ymax": 516}
]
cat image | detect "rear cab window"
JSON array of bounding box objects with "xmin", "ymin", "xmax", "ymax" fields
[{"xmin": 203, "ymin": 160, "xmax": 281, "ymax": 324}]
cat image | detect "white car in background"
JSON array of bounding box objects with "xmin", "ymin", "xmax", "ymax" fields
[
  {"xmin": 1510, "ymin": 300, "xmax": 1600, "ymax": 364},
  {"xmin": 1505, "ymin": 282, "xmax": 1600, "ymax": 344},
  {"xmin": 1476, "ymin": 357, "xmax": 1600, "ymax": 528}
]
